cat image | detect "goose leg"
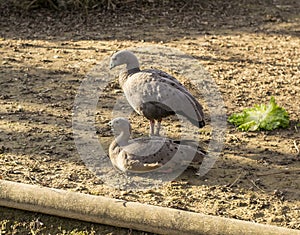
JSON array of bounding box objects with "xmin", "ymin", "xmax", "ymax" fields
[
  {"xmin": 149, "ymin": 120, "xmax": 155, "ymax": 136},
  {"xmin": 155, "ymin": 119, "xmax": 162, "ymax": 136},
  {"xmin": 127, "ymin": 161, "xmax": 163, "ymax": 172}
]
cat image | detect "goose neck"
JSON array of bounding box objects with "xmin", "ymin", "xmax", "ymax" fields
[
  {"xmin": 126, "ymin": 54, "xmax": 140, "ymax": 71},
  {"xmin": 115, "ymin": 131, "xmax": 130, "ymax": 146}
]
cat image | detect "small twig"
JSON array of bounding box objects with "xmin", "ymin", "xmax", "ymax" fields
[
  {"xmin": 179, "ymin": 0, "xmax": 192, "ymax": 13},
  {"xmin": 257, "ymin": 169, "xmax": 300, "ymax": 176},
  {"xmin": 248, "ymin": 179, "xmax": 265, "ymax": 192},
  {"xmin": 57, "ymin": 178, "xmax": 67, "ymax": 187},
  {"xmin": 294, "ymin": 140, "xmax": 299, "ymax": 153},
  {"xmin": 230, "ymin": 134, "xmax": 240, "ymax": 142},
  {"xmin": 26, "ymin": 171, "xmax": 42, "ymax": 185},
  {"xmin": 256, "ymin": 171, "xmax": 284, "ymax": 177},
  {"xmin": 26, "ymin": 0, "xmax": 38, "ymax": 9},
  {"xmin": 228, "ymin": 173, "xmax": 243, "ymax": 188},
  {"xmin": 47, "ymin": 0, "xmax": 59, "ymax": 10}
]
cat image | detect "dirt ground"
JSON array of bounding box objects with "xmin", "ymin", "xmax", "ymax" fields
[{"xmin": 0, "ymin": 0, "xmax": 300, "ymax": 234}]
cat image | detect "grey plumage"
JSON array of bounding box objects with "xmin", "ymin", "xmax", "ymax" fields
[
  {"xmin": 110, "ymin": 50, "xmax": 205, "ymax": 136},
  {"xmin": 108, "ymin": 117, "xmax": 205, "ymax": 173}
]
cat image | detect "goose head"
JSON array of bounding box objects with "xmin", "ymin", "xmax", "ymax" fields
[
  {"xmin": 109, "ymin": 117, "xmax": 132, "ymax": 145},
  {"xmin": 110, "ymin": 50, "xmax": 140, "ymax": 70}
]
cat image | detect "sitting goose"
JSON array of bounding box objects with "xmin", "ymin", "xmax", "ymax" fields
[
  {"xmin": 108, "ymin": 117, "xmax": 205, "ymax": 173},
  {"xmin": 110, "ymin": 50, "xmax": 205, "ymax": 136}
]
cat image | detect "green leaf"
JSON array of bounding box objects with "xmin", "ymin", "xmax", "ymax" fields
[{"xmin": 228, "ymin": 97, "xmax": 289, "ymax": 131}]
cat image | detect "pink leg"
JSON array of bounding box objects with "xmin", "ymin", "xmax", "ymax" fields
[
  {"xmin": 158, "ymin": 167, "xmax": 174, "ymax": 173},
  {"xmin": 155, "ymin": 119, "xmax": 162, "ymax": 136},
  {"xmin": 149, "ymin": 120, "xmax": 155, "ymax": 136}
]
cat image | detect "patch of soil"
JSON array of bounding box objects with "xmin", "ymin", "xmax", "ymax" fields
[{"xmin": 0, "ymin": 0, "xmax": 299, "ymax": 233}]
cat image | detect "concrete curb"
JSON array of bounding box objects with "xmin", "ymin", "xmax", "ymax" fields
[{"xmin": 0, "ymin": 180, "xmax": 299, "ymax": 235}]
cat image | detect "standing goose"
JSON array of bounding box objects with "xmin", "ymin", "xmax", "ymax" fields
[
  {"xmin": 110, "ymin": 50, "xmax": 205, "ymax": 136},
  {"xmin": 108, "ymin": 117, "xmax": 205, "ymax": 173}
]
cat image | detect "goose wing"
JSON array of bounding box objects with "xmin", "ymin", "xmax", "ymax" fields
[
  {"xmin": 112, "ymin": 137, "xmax": 205, "ymax": 173},
  {"xmin": 122, "ymin": 69, "xmax": 205, "ymax": 126}
]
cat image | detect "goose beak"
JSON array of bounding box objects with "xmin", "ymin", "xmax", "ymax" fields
[
  {"xmin": 109, "ymin": 62, "xmax": 115, "ymax": 70},
  {"xmin": 108, "ymin": 121, "xmax": 114, "ymax": 133}
]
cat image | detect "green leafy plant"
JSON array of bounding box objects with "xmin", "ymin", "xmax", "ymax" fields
[{"xmin": 228, "ymin": 97, "xmax": 289, "ymax": 131}]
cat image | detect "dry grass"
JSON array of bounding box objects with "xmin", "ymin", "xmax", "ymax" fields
[
  {"xmin": 9, "ymin": 0, "xmax": 110, "ymax": 10},
  {"xmin": 4, "ymin": 0, "xmax": 158, "ymax": 10}
]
